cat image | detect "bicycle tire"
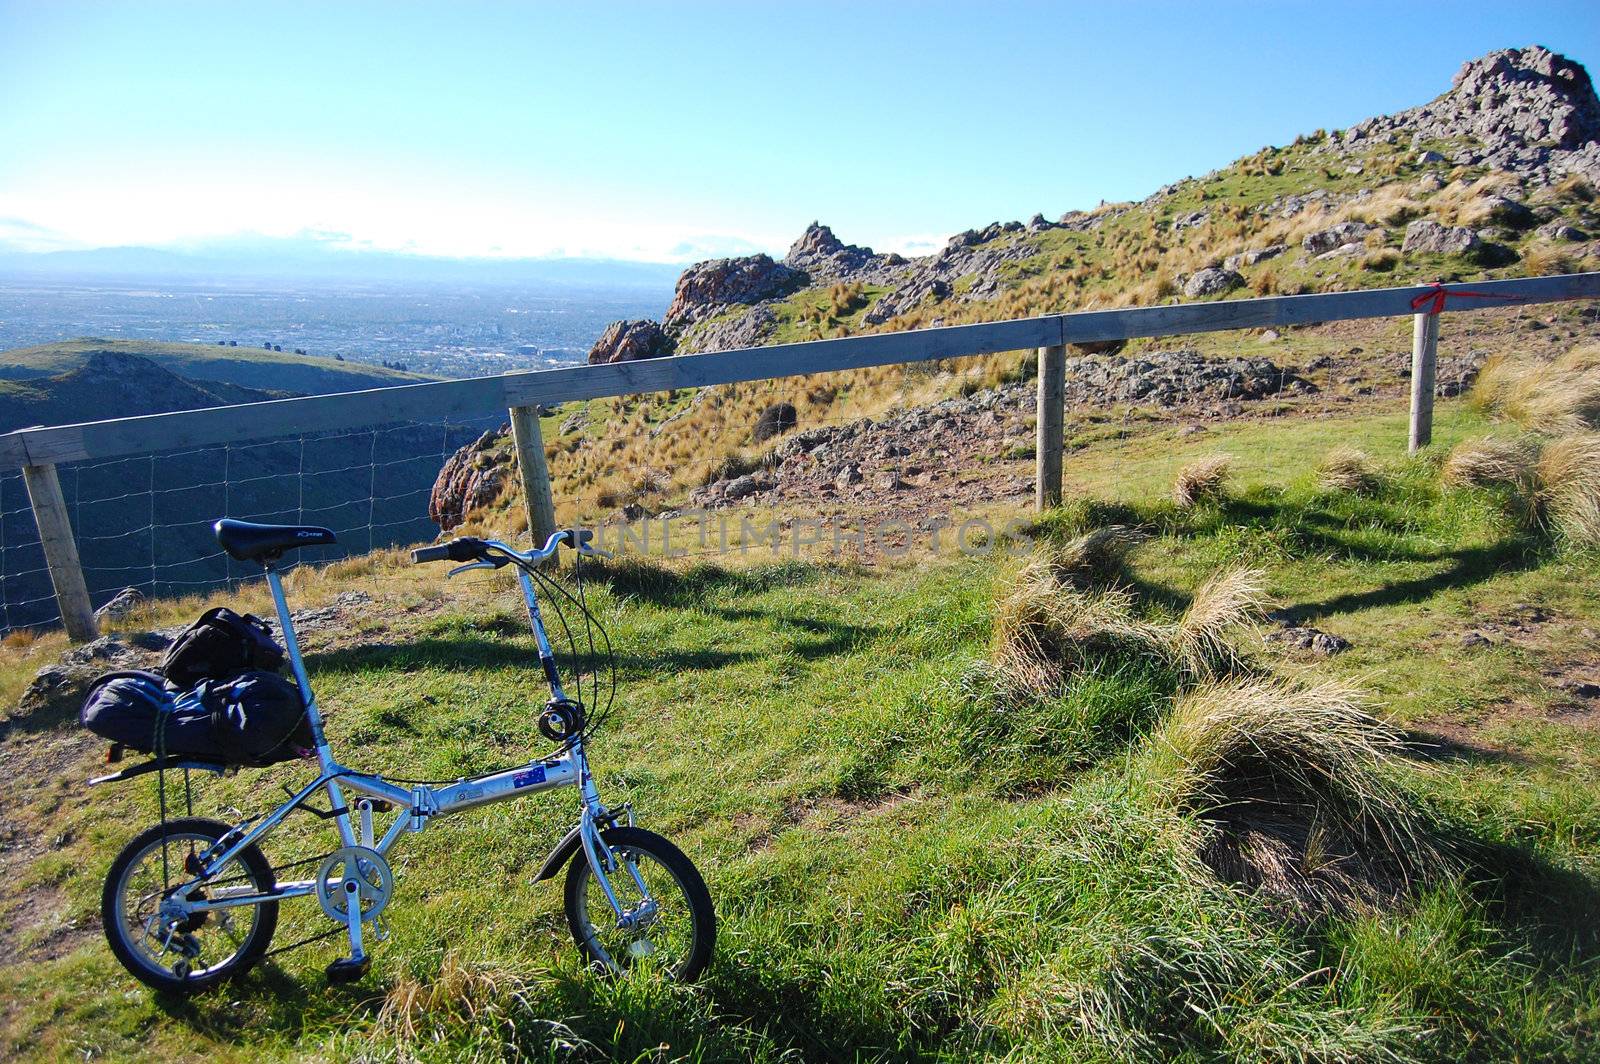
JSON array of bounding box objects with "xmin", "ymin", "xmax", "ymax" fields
[
  {"xmin": 101, "ymin": 817, "xmax": 279, "ymax": 994},
  {"xmin": 563, "ymin": 826, "xmax": 714, "ymax": 981}
]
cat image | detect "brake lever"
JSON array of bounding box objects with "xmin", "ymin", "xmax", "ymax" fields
[
  {"xmin": 578, "ymin": 545, "xmax": 614, "ymax": 560},
  {"xmin": 447, "ymin": 560, "xmax": 501, "ymax": 578}
]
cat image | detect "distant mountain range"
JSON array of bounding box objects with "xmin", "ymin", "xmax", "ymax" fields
[{"xmin": 0, "ymin": 236, "xmax": 683, "ymax": 291}]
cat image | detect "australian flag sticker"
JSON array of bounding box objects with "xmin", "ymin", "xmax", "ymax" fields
[{"xmin": 512, "ymin": 766, "xmax": 547, "ymax": 789}]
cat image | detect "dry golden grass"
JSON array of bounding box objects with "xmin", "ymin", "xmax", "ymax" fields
[
  {"xmin": 1441, "ymin": 434, "xmax": 1540, "ymax": 489},
  {"xmin": 1317, "ymin": 446, "xmax": 1382, "ymax": 495},
  {"xmin": 991, "ymin": 552, "xmax": 1268, "ymax": 698},
  {"xmin": 1537, "ymin": 432, "xmax": 1600, "ymax": 548},
  {"xmin": 1172, "ymin": 454, "xmax": 1233, "ymax": 509},
  {"xmin": 376, "ymin": 952, "xmax": 533, "ymax": 1043},
  {"xmin": 1170, "ymin": 568, "xmax": 1269, "ymax": 678},
  {"xmin": 1146, "ymin": 677, "xmax": 1445, "ymax": 912},
  {"xmin": 1472, "ymin": 344, "xmax": 1600, "ymax": 435},
  {"xmin": 1522, "ymin": 244, "xmax": 1576, "ymax": 277}
]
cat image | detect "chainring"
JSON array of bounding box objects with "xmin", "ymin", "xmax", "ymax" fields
[{"xmin": 314, "ymin": 845, "xmax": 393, "ymax": 923}]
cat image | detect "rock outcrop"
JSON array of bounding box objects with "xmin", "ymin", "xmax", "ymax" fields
[
  {"xmin": 1332, "ymin": 45, "xmax": 1600, "ymax": 183},
  {"xmin": 587, "ymin": 319, "xmax": 675, "ymax": 365},
  {"xmin": 429, "ymin": 426, "xmax": 512, "ymax": 531},
  {"xmin": 1183, "ymin": 267, "xmax": 1244, "ymax": 298},
  {"xmin": 665, "ymin": 254, "xmax": 803, "ymax": 331}
]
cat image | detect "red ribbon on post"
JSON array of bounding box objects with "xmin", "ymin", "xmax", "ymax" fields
[{"xmin": 1408, "ymin": 281, "xmax": 1519, "ymax": 316}]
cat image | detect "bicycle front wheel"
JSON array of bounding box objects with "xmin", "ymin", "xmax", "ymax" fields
[{"xmin": 564, "ymin": 826, "xmax": 714, "ymax": 981}]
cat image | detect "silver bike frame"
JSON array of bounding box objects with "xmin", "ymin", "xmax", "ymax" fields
[{"xmin": 162, "ymin": 533, "xmax": 637, "ymax": 964}]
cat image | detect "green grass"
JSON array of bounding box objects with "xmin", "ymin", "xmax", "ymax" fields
[{"xmin": 2, "ymin": 403, "xmax": 1598, "ymax": 1061}]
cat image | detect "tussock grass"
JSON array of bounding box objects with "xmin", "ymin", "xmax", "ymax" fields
[
  {"xmin": 376, "ymin": 953, "xmax": 536, "ymax": 1043},
  {"xmin": 1172, "ymin": 568, "xmax": 1269, "ymax": 678},
  {"xmin": 1173, "ymin": 454, "xmax": 1233, "ymax": 509},
  {"xmin": 1441, "ymin": 434, "xmax": 1539, "ymax": 489},
  {"xmin": 991, "ymin": 550, "xmax": 1263, "ymax": 699},
  {"xmin": 1522, "ymin": 243, "xmax": 1576, "ymax": 277},
  {"xmin": 1317, "ymin": 446, "xmax": 1382, "ymax": 495},
  {"xmin": 1472, "ymin": 343, "xmax": 1600, "ymax": 434},
  {"xmin": 1046, "ymin": 525, "xmax": 1146, "ymax": 587},
  {"xmin": 1538, "ymin": 432, "xmax": 1600, "ymax": 548},
  {"xmin": 1145, "ymin": 678, "xmax": 1446, "ymax": 913},
  {"xmin": 990, "ymin": 557, "xmax": 1162, "ymax": 697},
  {"xmin": 1442, "ymin": 431, "xmax": 1600, "ymax": 548}
]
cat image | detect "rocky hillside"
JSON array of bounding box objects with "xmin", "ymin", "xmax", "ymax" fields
[
  {"xmin": 586, "ymin": 45, "xmax": 1599, "ymax": 365},
  {"xmin": 435, "ymin": 45, "xmax": 1600, "ymax": 533}
]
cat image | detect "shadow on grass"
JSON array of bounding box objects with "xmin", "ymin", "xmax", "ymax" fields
[
  {"xmin": 1400, "ymin": 728, "xmax": 1532, "ymax": 767},
  {"xmin": 586, "ymin": 557, "xmax": 833, "ymax": 609},
  {"xmin": 1285, "ymin": 539, "xmax": 1543, "ymax": 622},
  {"xmin": 309, "ymin": 636, "xmax": 756, "ymax": 677},
  {"xmin": 1455, "ymin": 827, "xmax": 1600, "ymax": 968}
]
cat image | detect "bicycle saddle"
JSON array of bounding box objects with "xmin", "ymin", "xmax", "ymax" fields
[{"xmin": 213, "ymin": 519, "xmax": 337, "ymax": 563}]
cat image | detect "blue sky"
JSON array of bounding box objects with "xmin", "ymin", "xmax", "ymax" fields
[{"xmin": 2, "ymin": 1, "xmax": 1597, "ymax": 262}]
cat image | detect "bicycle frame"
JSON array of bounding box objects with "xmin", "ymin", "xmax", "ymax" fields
[{"xmin": 158, "ymin": 543, "xmax": 637, "ymax": 966}]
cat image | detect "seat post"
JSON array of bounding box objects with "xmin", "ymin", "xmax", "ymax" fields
[{"xmin": 262, "ymin": 560, "xmax": 331, "ymax": 758}]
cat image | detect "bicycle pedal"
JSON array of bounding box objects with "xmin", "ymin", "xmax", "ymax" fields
[{"xmin": 325, "ymin": 956, "xmax": 371, "ymax": 984}]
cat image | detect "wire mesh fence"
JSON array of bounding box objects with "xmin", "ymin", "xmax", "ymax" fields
[{"xmin": 0, "ymin": 412, "xmax": 507, "ymax": 633}]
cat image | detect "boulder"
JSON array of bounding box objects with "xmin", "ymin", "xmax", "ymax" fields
[
  {"xmin": 1472, "ymin": 194, "xmax": 1537, "ymax": 229},
  {"xmin": 752, "ymin": 402, "xmax": 798, "ymax": 443},
  {"xmin": 1401, "ymin": 219, "xmax": 1482, "ymax": 255},
  {"xmin": 93, "ymin": 587, "xmax": 146, "ymax": 623},
  {"xmin": 1265, "ymin": 626, "xmax": 1352, "ymax": 656},
  {"xmin": 1303, "ymin": 221, "xmax": 1378, "ymax": 255},
  {"xmin": 1536, "ymin": 221, "xmax": 1587, "ymax": 241},
  {"xmin": 1417, "ymin": 149, "xmax": 1447, "ymax": 164},
  {"xmin": 13, "ymin": 631, "xmax": 174, "ymax": 722},
  {"xmin": 1183, "ymin": 267, "xmax": 1244, "ymax": 298},
  {"xmin": 1223, "ymin": 244, "xmax": 1287, "ymax": 271},
  {"xmin": 587, "ymin": 319, "xmax": 675, "ymax": 365}
]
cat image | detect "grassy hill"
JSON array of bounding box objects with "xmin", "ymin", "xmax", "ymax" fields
[
  {"xmin": 0, "ymin": 369, "xmax": 1596, "ymax": 1058},
  {"xmin": 0, "ymin": 339, "xmax": 434, "ymax": 400}
]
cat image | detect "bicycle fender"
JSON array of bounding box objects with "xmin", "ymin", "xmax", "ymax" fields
[{"xmin": 533, "ymin": 825, "xmax": 584, "ymax": 882}]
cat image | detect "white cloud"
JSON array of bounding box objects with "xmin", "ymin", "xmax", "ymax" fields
[
  {"xmin": 0, "ymin": 173, "xmax": 789, "ymax": 263},
  {"xmin": 876, "ymin": 232, "xmax": 950, "ymax": 257}
]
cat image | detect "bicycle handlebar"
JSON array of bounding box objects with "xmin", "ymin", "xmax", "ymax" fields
[{"xmin": 410, "ymin": 528, "xmax": 609, "ymax": 567}]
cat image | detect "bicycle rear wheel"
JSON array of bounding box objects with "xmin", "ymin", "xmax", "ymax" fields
[
  {"xmin": 563, "ymin": 826, "xmax": 714, "ymax": 981},
  {"xmin": 101, "ymin": 817, "xmax": 278, "ymax": 994}
]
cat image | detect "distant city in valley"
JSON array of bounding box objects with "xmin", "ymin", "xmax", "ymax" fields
[{"xmin": 0, "ymin": 275, "xmax": 673, "ymax": 377}]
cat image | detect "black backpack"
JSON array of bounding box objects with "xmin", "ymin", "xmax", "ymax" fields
[{"xmin": 162, "ymin": 607, "xmax": 285, "ymax": 688}]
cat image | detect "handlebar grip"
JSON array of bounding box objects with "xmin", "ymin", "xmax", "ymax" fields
[{"xmin": 411, "ymin": 544, "xmax": 453, "ymax": 563}]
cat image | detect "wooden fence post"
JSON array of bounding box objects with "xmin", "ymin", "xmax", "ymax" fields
[
  {"xmin": 21, "ymin": 462, "xmax": 97, "ymax": 642},
  {"xmin": 509, "ymin": 405, "xmax": 558, "ymax": 550},
  {"xmin": 1035, "ymin": 345, "xmax": 1066, "ymax": 511},
  {"xmin": 1409, "ymin": 311, "xmax": 1440, "ymax": 453}
]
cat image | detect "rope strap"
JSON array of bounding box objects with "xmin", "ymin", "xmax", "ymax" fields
[{"xmin": 1409, "ymin": 281, "xmax": 1520, "ymax": 317}]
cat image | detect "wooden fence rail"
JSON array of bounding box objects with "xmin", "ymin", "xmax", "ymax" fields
[{"xmin": 5, "ymin": 271, "xmax": 1598, "ymax": 640}]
